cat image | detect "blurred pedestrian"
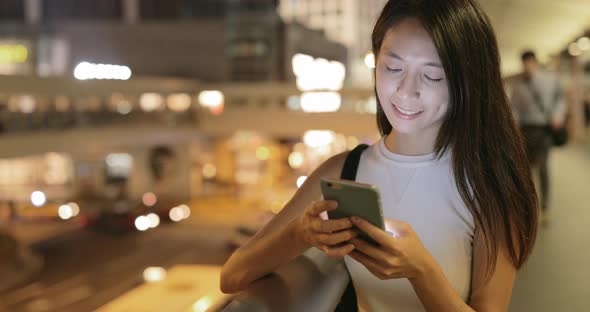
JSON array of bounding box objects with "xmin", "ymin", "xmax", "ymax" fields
[{"xmin": 511, "ymin": 50, "xmax": 567, "ymax": 225}]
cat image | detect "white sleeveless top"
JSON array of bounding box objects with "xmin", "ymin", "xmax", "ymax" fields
[{"xmin": 344, "ymin": 138, "xmax": 475, "ymax": 311}]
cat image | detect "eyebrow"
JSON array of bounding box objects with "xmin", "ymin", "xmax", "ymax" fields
[{"xmin": 383, "ymin": 51, "xmax": 443, "ymax": 68}]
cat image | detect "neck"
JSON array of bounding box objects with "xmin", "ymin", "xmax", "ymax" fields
[{"xmin": 384, "ymin": 131, "xmax": 436, "ymax": 156}]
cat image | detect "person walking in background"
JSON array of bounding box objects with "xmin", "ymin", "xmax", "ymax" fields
[{"xmin": 511, "ymin": 50, "xmax": 566, "ymax": 226}]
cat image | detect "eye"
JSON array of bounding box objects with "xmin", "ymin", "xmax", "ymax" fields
[
  {"xmin": 424, "ymin": 75, "xmax": 443, "ymax": 83},
  {"xmin": 385, "ymin": 66, "xmax": 402, "ymax": 73}
]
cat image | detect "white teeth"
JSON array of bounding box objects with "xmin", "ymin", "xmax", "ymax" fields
[{"xmin": 395, "ymin": 105, "xmax": 421, "ymax": 115}]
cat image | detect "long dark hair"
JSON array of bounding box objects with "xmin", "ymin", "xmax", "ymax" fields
[{"xmin": 372, "ymin": 0, "xmax": 538, "ymax": 280}]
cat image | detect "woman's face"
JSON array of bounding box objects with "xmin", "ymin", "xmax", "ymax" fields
[{"xmin": 376, "ymin": 18, "xmax": 449, "ymax": 138}]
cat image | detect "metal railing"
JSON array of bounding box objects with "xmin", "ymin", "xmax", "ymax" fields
[{"xmin": 223, "ymin": 248, "xmax": 350, "ymax": 312}]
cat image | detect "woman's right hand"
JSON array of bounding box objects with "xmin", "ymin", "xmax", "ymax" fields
[{"xmin": 294, "ymin": 200, "xmax": 357, "ymax": 258}]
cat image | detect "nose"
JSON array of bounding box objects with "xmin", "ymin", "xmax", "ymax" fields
[{"xmin": 395, "ymin": 73, "xmax": 420, "ymax": 100}]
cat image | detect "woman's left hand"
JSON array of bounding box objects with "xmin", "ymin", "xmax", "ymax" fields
[{"xmin": 348, "ymin": 216, "xmax": 437, "ymax": 282}]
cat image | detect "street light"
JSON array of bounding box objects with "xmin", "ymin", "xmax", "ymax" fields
[
  {"xmin": 198, "ymin": 90, "xmax": 224, "ymax": 108},
  {"xmin": 74, "ymin": 62, "xmax": 132, "ymax": 80},
  {"xmin": 364, "ymin": 52, "xmax": 376, "ymax": 69},
  {"xmin": 30, "ymin": 191, "xmax": 46, "ymax": 207},
  {"xmin": 568, "ymin": 42, "xmax": 582, "ymax": 56},
  {"xmin": 577, "ymin": 37, "xmax": 590, "ymax": 51}
]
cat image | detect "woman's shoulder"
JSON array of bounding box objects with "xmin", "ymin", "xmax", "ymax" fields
[
  {"xmin": 313, "ymin": 151, "xmax": 350, "ymax": 180},
  {"xmin": 307, "ymin": 143, "xmax": 378, "ymax": 186},
  {"xmin": 286, "ymin": 151, "xmax": 350, "ymax": 207}
]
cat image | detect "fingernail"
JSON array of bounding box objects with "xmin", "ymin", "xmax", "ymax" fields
[
  {"xmin": 387, "ymin": 230, "xmax": 399, "ymax": 238},
  {"xmin": 351, "ymin": 216, "xmax": 360, "ymax": 222}
]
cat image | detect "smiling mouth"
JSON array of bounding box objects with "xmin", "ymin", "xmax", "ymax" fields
[
  {"xmin": 392, "ymin": 104, "xmax": 423, "ymax": 119},
  {"xmin": 394, "ymin": 105, "xmax": 421, "ymax": 115}
]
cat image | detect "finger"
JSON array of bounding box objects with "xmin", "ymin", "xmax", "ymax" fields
[
  {"xmin": 351, "ymin": 216, "xmax": 393, "ymax": 246},
  {"xmin": 325, "ymin": 218, "xmax": 354, "ymax": 232},
  {"xmin": 349, "ymin": 250, "xmax": 382, "ymax": 270},
  {"xmin": 320, "ymin": 243, "xmax": 355, "ymax": 258},
  {"xmin": 310, "ymin": 217, "xmax": 324, "ymax": 233},
  {"xmin": 317, "ymin": 230, "xmax": 358, "ymax": 246},
  {"xmin": 384, "ymin": 218, "xmax": 409, "ymax": 237},
  {"xmin": 312, "ymin": 218, "xmax": 353, "ymax": 233},
  {"xmin": 350, "ymin": 237, "xmax": 391, "ymax": 261},
  {"xmin": 349, "ymin": 251, "xmax": 388, "ymax": 280},
  {"xmin": 307, "ymin": 201, "xmax": 338, "ymax": 217}
]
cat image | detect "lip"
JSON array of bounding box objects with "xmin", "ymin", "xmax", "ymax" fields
[{"xmin": 392, "ymin": 104, "xmax": 423, "ymax": 120}]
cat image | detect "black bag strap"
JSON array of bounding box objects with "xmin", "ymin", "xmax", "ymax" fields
[
  {"xmin": 340, "ymin": 144, "xmax": 369, "ymax": 180},
  {"xmin": 334, "ymin": 143, "xmax": 369, "ymax": 312}
]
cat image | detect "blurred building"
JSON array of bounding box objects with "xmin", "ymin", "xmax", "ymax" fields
[
  {"xmin": 0, "ymin": 0, "xmax": 360, "ymax": 208},
  {"xmin": 278, "ymin": 0, "xmax": 387, "ymax": 86},
  {"xmin": 0, "ymin": 0, "xmax": 346, "ymax": 82}
]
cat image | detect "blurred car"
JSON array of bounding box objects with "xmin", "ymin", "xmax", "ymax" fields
[{"xmin": 88, "ymin": 196, "xmax": 184, "ymax": 233}]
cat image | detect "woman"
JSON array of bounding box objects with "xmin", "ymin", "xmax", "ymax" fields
[{"xmin": 221, "ymin": 0, "xmax": 538, "ymax": 310}]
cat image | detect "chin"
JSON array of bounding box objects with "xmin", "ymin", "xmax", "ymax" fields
[
  {"xmin": 387, "ymin": 117, "xmax": 419, "ymax": 134},
  {"xmin": 391, "ymin": 125, "xmax": 419, "ymax": 135}
]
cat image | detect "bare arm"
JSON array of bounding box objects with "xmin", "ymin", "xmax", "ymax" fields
[
  {"xmin": 220, "ymin": 152, "xmax": 349, "ymax": 294},
  {"xmin": 412, "ymin": 229, "xmax": 517, "ymax": 312},
  {"xmin": 408, "ymin": 227, "xmax": 517, "ymax": 312},
  {"xmin": 467, "ymin": 228, "xmax": 517, "ymax": 311}
]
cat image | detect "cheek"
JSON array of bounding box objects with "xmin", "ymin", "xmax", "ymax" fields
[
  {"xmin": 375, "ymin": 74, "xmax": 398, "ymax": 108},
  {"xmin": 423, "ymin": 87, "xmax": 449, "ymax": 115}
]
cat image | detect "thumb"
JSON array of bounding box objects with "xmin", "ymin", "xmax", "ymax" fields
[{"xmin": 384, "ymin": 218, "xmax": 409, "ymax": 237}]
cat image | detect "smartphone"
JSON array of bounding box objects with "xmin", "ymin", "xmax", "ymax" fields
[{"xmin": 320, "ymin": 178, "xmax": 385, "ymax": 245}]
